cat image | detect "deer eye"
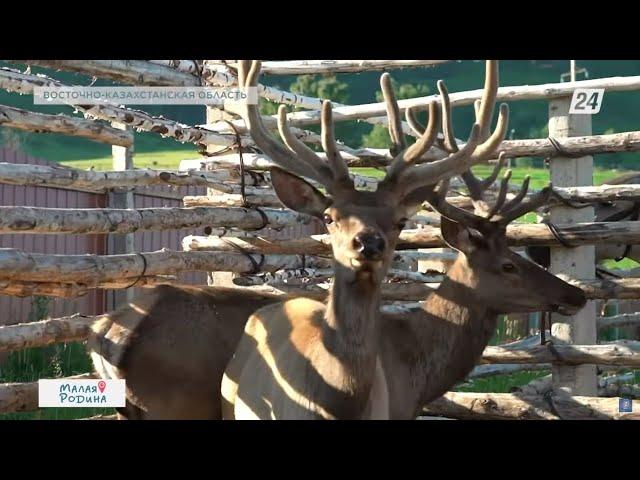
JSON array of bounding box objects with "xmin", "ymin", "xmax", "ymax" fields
[
  {"xmin": 323, "ymin": 214, "xmax": 334, "ymax": 225},
  {"xmin": 397, "ymin": 218, "xmax": 408, "ymax": 230},
  {"xmin": 502, "ymin": 262, "xmax": 517, "ymax": 273}
]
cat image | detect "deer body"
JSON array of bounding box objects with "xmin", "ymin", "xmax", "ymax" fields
[
  {"xmin": 88, "ymin": 284, "xmax": 280, "ymax": 419},
  {"xmin": 222, "ymin": 296, "xmax": 389, "ymax": 419},
  {"xmin": 379, "ymin": 226, "xmax": 585, "ymax": 418},
  {"xmin": 221, "ymin": 187, "xmax": 409, "ymax": 420}
]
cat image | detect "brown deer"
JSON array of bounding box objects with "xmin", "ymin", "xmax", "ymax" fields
[
  {"xmin": 221, "ymin": 63, "xmax": 587, "ymax": 419},
  {"xmin": 378, "ymin": 84, "xmax": 588, "ymax": 414},
  {"xmin": 220, "ymin": 59, "xmax": 510, "ymax": 419},
  {"xmin": 90, "ymin": 59, "xmax": 506, "ymax": 420}
]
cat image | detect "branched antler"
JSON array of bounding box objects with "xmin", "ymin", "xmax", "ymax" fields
[
  {"xmin": 238, "ymin": 58, "xmax": 525, "ymax": 224},
  {"xmin": 378, "ymin": 60, "xmax": 510, "ymax": 196},
  {"xmin": 428, "ymin": 164, "xmax": 552, "ymax": 232},
  {"xmin": 237, "ymin": 60, "xmax": 353, "ymax": 194}
]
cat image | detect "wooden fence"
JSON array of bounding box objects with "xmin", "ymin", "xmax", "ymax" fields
[{"xmin": 0, "ymin": 59, "xmax": 639, "ymax": 420}]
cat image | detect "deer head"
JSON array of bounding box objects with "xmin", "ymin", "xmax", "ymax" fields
[
  {"xmin": 237, "ymin": 60, "xmax": 509, "ymax": 287},
  {"xmin": 420, "ymin": 77, "xmax": 587, "ymax": 315}
]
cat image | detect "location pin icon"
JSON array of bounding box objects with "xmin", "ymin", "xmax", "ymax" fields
[{"xmin": 98, "ymin": 380, "xmax": 106, "ymax": 393}]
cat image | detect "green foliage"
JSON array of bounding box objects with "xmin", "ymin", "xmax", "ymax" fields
[
  {"xmin": 290, "ymin": 74, "xmax": 349, "ymax": 104},
  {"xmin": 259, "ymin": 97, "xmax": 281, "ymax": 116}
]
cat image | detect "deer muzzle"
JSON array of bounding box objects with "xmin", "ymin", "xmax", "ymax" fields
[
  {"xmin": 352, "ymin": 230, "xmax": 386, "ymax": 262},
  {"xmin": 551, "ymin": 284, "xmax": 587, "ymax": 316}
]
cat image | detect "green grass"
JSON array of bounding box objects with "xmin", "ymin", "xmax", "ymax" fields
[
  {"xmin": 355, "ymin": 165, "xmax": 623, "ymax": 190},
  {"xmin": 0, "ymin": 343, "xmax": 116, "ymax": 420},
  {"xmin": 456, "ymin": 370, "xmax": 551, "ymax": 393},
  {"xmin": 59, "ymin": 148, "xmax": 198, "ymax": 171},
  {"xmin": 0, "ymin": 297, "xmax": 115, "ymax": 420}
]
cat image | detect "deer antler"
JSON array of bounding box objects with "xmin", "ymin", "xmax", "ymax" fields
[
  {"xmin": 378, "ymin": 60, "xmax": 510, "ymax": 195},
  {"xmin": 427, "ymin": 163, "xmax": 552, "ymax": 232},
  {"xmin": 237, "ymin": 60, "xmax": 353, "ymax": 194}
]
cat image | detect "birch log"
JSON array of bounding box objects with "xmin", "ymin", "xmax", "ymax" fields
[
  {"xmin": 281, "ymin": 75, "xmax": 640, "ymax": 127},
  {"xmin": 148, "ymin": 60, "xmax": 201, "ymax": 75},
  {"xmin": 0, "ymin": 373, "xmax": 96, "ymax": 413},
  {"xmin": 233, "ymin": 268, "xmax": 444, "ymax": 287},
  {"xmin": 2, "ymin": 306, "xmax": 640, "ymax": 355},
  {"xmin": 481, "ymin": 340, "xmax": 640, "ymax": 367},
  {"xmin": 182, "ymin": 220, "xmax": 640, "ymax": 255},
  {"xmin": 422, "ymin": 392, "xmax": 640, "ymax": 420},
  {"xmin": 12, "ymin": 60, "xmax": 201, "ymax": 86},
  {"xmin": 512, "ymin": 372, "xmax": 640, "ymax": 398},
  {"xmin": 181, "ymin": 234, "xmax": 462, "ymax": 262},
  {"xmin": 0, "ymin": 105, "xmax": 133, "ymax": 147},
  {"xmin": 0, "ymin": 67, "xmax": 244, "ymax": 148},
  {"xmin": 186, "ymin": 130, "xmax": 640, "ymax": 168},
  {"xmin": 0, "ymin": 276, "xmax": 174, "ymax": 298},
  {"xmin": 250, "ymin": 60, "xmax": 451, "ymax": 75},
  {"xmin": 0, "ymin": 162, "xmax": 235, "ymax": 193},
  {"xmin": 598, "ymin": 312, "xmax": 640, "ymax": 331},
  {"xmin": 202, "ymin": 62, "xmax": 332, "ymax": 111},
  {"xmin": 0, "ymin": 249, "xmax": 333, "ymax": 284},
  {"xmin": 184, "ymin": 153, "xmax": 390, "ymax": 184},
  {"xmin": 200, "ymin": 278, "xmax": 640, "ymax": 302},
  {"xmin": 600, "ymin": 383, "xmax": 640, "ymax": 399},
  {"xmin": 0, "ymin": 66, "xmax": 334, "ymax": 150},
  {"xmin": 183, "ymin": 191, "xmax": 282, "ymax": 208},
  {"xmin": 570, "ymin": 278, "xmax": 640, "ymax": 301},
  {"xmin": 0, "ymin": 314, "xmax": 94, "ymax": 352},
  {"xmin": 0, "ymin": 206, "xmax": 316, "ymax": 234},
  {"xmin": 3, "ymin": 161, "xmax": 638, "ymax": 207}
]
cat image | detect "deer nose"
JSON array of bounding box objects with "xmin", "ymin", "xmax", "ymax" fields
[{"xmin": 352, "ymin": 231, "xmax": 386, "ymax": 260}]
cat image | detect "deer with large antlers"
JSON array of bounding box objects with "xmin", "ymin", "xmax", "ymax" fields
[
  {"xmin": 373, "ymin": 78, "xmax": 586, "ymax": 416},
  {"xmin": 219, "ymin": 60, "xmax": 501, "ymax": 420},
  {"xmin": 219, "ymin": 60, "xmax": 580, "ymax": 420},
  {"xmin": 88, "ymin": 60, "xmax": 585, "ymax": 420}
]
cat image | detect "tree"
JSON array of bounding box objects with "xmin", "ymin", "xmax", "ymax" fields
[{"xmin": 290, "ymin": 74, "xmax": 349, "ymax": 105}]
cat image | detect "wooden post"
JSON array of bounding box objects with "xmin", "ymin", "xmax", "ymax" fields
[
  {"xmin": 548, "ymin": 98, "xmax": 598, "ymax": 396},
  {"xmin": 107, "ymin": 122, "xmax": 135, "ymax": 309},
  {"xmin": 204, "ymin": 60, "xmax": 237, "ymax": 287}
]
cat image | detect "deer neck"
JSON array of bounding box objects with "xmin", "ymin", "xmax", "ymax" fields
[
  {"xmin": 322, "ymin": 264, "xmax": 382, "ymax": 391},
  {"xmin": 384, "ymin": 257, "xmax": 500, "ymax": 417}
]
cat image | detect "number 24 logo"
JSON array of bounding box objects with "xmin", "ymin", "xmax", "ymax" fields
[{"xmin": 569, "ymin": 88, "xmax": 605, "ymax": 114}]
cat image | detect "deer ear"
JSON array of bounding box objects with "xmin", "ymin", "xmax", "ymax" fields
[
  {"xmin": 440, "ymin": 216, "xmax": 476, "ymax": 254},
  {"xmin": 270, "ymin": 167, "xmax": 331, "ymax": 218}
]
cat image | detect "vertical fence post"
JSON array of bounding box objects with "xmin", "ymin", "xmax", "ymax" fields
[
  {"xmin": 548, "ymin": 98, "xmax": 598, "ymax": 396},
  {"xmin": 108, "ymin": 122, "xmax": 135, "ymax": 309},
  {"xmin": 204, "ymin": 60, "xmax": 237, "ymax": 287}
]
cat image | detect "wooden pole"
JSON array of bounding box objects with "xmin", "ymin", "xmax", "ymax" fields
[
  {"xmin": 108, "ymin": 122, "xmax": 135, "ymax": 308},
  {"xmin": 548, "ymin": 98, "xmax": 598, "ymax": 396},
  {"xmin": 204, "ymin": 59, "xmax": 235, "ymax": 288}
]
